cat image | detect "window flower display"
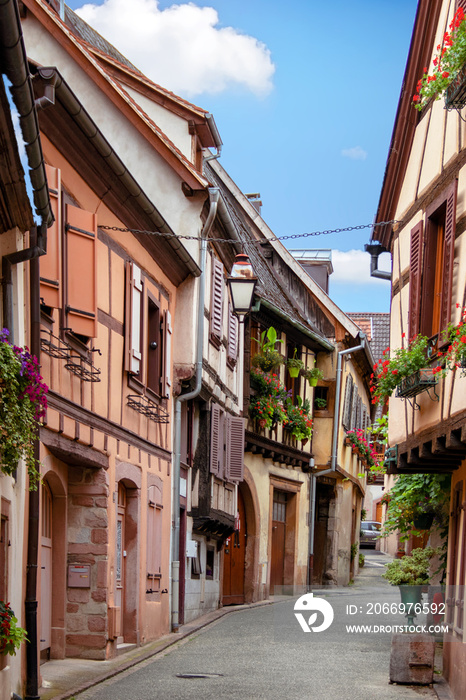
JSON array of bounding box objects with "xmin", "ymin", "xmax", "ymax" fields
[
  {"xmin": 413, "ymin": 7, "xmax": 466, "ymax": 110},
  {"xmin": 0, "ymin": 329, "xmax": 48, "ymax": 487},
  {"xmin": 0, "ymin": 601, "xmax": 27, "ymax": 656}
]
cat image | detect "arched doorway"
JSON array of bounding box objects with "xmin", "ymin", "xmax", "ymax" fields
[
  {"xmin": 115, "ymin": 482, "xmax": 126, "ymax": 644},
  {"xmin": 222, "ymin": 489, "xmax": 246, "ymax": 604}
]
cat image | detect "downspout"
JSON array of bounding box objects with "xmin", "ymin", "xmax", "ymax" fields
[
  {"xmin": 365, "ymin": 243, "xmax": 391, "ymax": 281},
  {"xmin": 203, "ymin": 114, "xmax": 223, "ymax": 162},
  {"xmin": 171, "ymin": 187, "xmax": 220, "ymax": 631},
  {"xmin": 308, "ymin": 332, "xmax": 366, "ymax": 587}
]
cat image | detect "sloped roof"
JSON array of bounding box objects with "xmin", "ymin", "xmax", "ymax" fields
[
  {"xmin": 23, "ymin": 0, "xmax": 210, "ymax": 190},
  {"xmin": 347, "ymin": 313, "xmax": 390, "ymax": 362}
]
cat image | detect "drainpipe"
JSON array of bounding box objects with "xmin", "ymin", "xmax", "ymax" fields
[
  {"xmin": 308, "ymin": 332, "xmax": 366, "ymax": 587},
  {"xmin": 365, "ymin": 243, "xmax": 391, "ymax": 281},
  {"xmin": 171, "ymin": 187, "xmax": 219, "ymax": 631},
  {"xmin": 203, "ymin": 114, "xmax": 223, "ymax": 162}
]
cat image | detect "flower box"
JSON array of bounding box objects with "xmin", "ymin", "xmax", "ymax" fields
[
  {"xmin": 445, "ymin": 63, "xmax": 466, "ymax": 109},
  {"xmin": 395, "ymin": 368, "xmax": 437, "ymax": 399}
]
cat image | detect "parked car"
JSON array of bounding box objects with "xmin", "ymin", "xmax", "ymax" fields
[{"xmin": 360, "ymin": 521, "xmax": 381, "ymax": 548}]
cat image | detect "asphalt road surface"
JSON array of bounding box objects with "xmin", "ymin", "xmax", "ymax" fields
[{"xmin": 75, "ymin": 552, "xmax": 438, "ymax": 700}]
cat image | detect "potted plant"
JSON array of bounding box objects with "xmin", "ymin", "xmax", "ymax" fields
[
  {"xmin": 314, "ymin": 396, "xmax": 327, "ymax": 410},
  {"xmin": 249, "ymin": 368, "xmax": 289, "ymax": 430},
  {"xmin": 0, "ymin": 329, "xmax": 48, "ymax": 488},
  {"xmin": 286, "ymin": 349, "xmax": 304, "ymax": 378},
  {"xmin": 382, "ymin": 547, "xmax": 439, "ymax": 624},
  {"xmin": 284, "ymin": 396, "xmax": 313, "ymax": 442},
  {"xmin": 370, "ymin": 334, "xmax": 440, "ymax": 406},
  {"xmin": 302, "ymin": 366, "xmax": 324, "ymax": 387},
  {"xmin": 251, "ymin": 326, "xmax": 284, "ymax": 373},
  {"xmin": 0, "ymin": 601, "xmax": 27, "ymax": 656},
  {"xmin": 345, "ymin": 429, "xmax": 382, "ymax": 470},
  {"xmin": 439, "ymin": 304, "xmax": 466, "ymax": 377},
  {"xmin": 413, "ymin": 7, "xmax": 466, "ymax": 111}
]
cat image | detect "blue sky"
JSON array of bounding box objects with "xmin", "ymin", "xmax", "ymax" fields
[{"xmin": 66, "ymin": 0, "xmax": 418, "ymax": 313}]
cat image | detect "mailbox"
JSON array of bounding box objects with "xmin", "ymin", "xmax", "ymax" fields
[{"xmin": 68, "ymin": 564, "xmax": 91, "ymax": 588}]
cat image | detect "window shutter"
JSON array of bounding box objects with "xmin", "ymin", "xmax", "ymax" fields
[
  {"xmin": 125, "ymin": 262, "xmax": 143, "ymax": 375},
  {"xmin": 65, "ymin": 204, "xmax": 97, "ymax": 337},
  {"xmin": 456, "ymin": 1, "xmax": 466, "ymax": 11},
  {"xmin": 226, "ymin": 415, "xmax": 245, "ymax": 482},
  {"xmin": 210, "ymin": 403, "xmax": 221, "ymax": 476},
  {"xmin": 350, "ymin": 388, "xmax": 359, "ymax": 430},
  {"xmin": 342, "ymin": 375, "xmax": 353, "ymax": 430},
  {"xmin": 210, "ymin": 256, "xmax": 223, "ymax": 340},
  {"xmin": 439, "ymin": 180, "xmax": 457, "ymax": 336},
  {"xmin": 357, "ymin": 396, "xmax": 362, "ymax": 430},
  {"xmin": 147, "ymin": 485, "xmax": 162, "ymax": 576},
  {"xmin": 227, "ymin": 307, "xmax": 238, "ymax": 362},
  {"xmin": 162, "ymin": 309, "xmax": 172, "ymax": 398},
  {"xmin": 408, "ymin": 221, "xmax": 423, "ymax": 341},
  {"xmin": 40, "ymin": 164, "xmax": 61, "ymax": 308}
]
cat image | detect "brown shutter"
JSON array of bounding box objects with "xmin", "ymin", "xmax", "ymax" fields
[
  {"xmin": 457, "ymin": 1, "xmax": 466, "ymax": 11},
  {"xmin": 350, "ymin": 388, "xmax": 359, "ymax": 430},
  {"xmin": 210, "ymin": 256, "xmax": 223, "ymax": 340},
  {"xmin": 227, "ymin": 307, "xmax": 238, "ymax": 362},
  {"xmin": 40, "ymin": 164, "xmax": 61, "ymax": 308},
  {"xmin": 65, "ymin": 204, "xmax": 97, "ymax": 337},
  {"xmin": 226, "ymin": 416, "xmax": 245, "ymax": 482},
  {"xmin": 357, "ymin": 396, "xmax": 362, "ymax": 430},
  {"xmin": 342, "ymin": 375, "xmax": 353, "ymax": 430},
  {"xmin": 439, "ymin": 180, "xmax": 457, "ymax": 336},
  {"xmin": 124, "ymin": 262, "xmax": 143, "ymax": 375},
  {"xmin": 210, "ymin": 403, "xmax": 221, "ymax": 476},
  {"xmin": 162, "ymin": 309, "xmax": 172, "ymax": 398},
  {"xmin": 408, "ymin": 221, "xmax": 423, "ymax": 341}
]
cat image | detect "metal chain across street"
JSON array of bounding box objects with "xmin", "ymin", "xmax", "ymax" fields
[{"xmin": 100, "ymin": 220, "xmax": 397, "ymax": 245}]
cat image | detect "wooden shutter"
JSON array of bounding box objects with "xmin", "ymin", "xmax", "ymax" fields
[
  {"xmin": 439, "ymin": 180, "xmax": 457, "ymax": 336},
  {"xmin": 408, "ymin": 221, "xmax": 423, "ymax": 341},
  {"xmin": 40, "ymin": 164, "xmax": 61, "ymax": 308},
  {"xmin": 125, "ymin": 262, "xmax": 143, "ymax": 375},
  {"xmin": 65, "ymin": 204, "xmax": 97, "ymax": 337},
  {"xmin": 350, "ymin": 388, "xmax": 359, "ymax": 430},
  {"xmin": 210, "ymin": 403, "xmax": 221, "ymax": 476},
  {"xmin": 147, "ymin": 485, "xmax": 162, "ymax": 576},
  {"xmin": 162, "ymin": 310, "xmax": 172, "ymax": 398},
  {"xmin": 456, "ymin": 1, "xmax": 466, "ymax": 11},
  {"xmin": 227, "ymin": 307, "xmax": 238, "ymax": 362},
  {"xmin": 357, "ymin": 396, "xmax": 362, "ymax": 430},
  {"xmin": 342, "ymin": 375, "xmax": 353, "ymax": 430},
  {"xmin": 226, "ymin": 415, "xmax": 245, "ymax": 482},
  {"xmin": 210, "ymin": 256, "xmax": 223, "ymax": 340}
]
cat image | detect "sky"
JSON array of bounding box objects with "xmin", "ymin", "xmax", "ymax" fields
[{"xmin": 66, "ymin": 0, "xmax": 419, "ymax": 313}]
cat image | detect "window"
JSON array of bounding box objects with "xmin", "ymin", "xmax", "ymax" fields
[
  {"xmin": 285, "ymin": 343, "xmax": 301, "ymax": 402},
  {"xmin": 191, "ymin": 541, "xmax": 201, "ymax": 579},
  {"xmin": 210, "ymin": 403, "xmax": 245, "ymax": 482},
  {"xmin": 342, "ymin": 374, "xmax": 353, "ymax": 430},
  {"xmin": 409, "ymin": 181, "xmax": 457, "ymax": 344},
  {"xmin": 147, "ymin": 484, "xmax": 163, "ymax": 589},
  {"xmin": 39, "ymin": 164, "xmax": 98, "ymax": 343},
  {"xmin": 314, "ymin": 386, "xmax": 328, "ymax": 412},
  {"xmin": 210, "ymin": 256, "xmax": 224, "ymax": 347},
  {"xmin": 206, "ymin": 547, "xmax": 215, "ymax": 580},
  {"xmin": 125, "ymin": 262, "xmax": 172, "ymax": 398}
]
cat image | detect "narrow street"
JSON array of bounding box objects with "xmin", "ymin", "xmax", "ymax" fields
[{"xmin": 65, "ymin": 552, "xmax": 439, "ymax": 700}]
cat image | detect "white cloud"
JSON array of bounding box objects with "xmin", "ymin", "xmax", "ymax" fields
[
  {"xmin": 331, "ymin": 249, "xmax": 390, "ymax": 286},
  {"xmin": 341, "ymin": 146, "xmax": 367, "ymax": 161},
  {"xmin": 76, "ymin": 0, "xmax": 275, "ymax": 97}
]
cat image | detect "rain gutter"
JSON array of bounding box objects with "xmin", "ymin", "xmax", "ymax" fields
[
  {"xmin": 171, "ymin": 187, "xmax": 220, "ymax": 631},
  {"xmin": 308, "ymin": 332, "xmax": 366, "ymax": 587}
]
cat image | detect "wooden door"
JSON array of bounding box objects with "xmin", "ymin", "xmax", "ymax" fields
[
  {"xmin": 40, "ymin": 483, "xmax": 53, "ymax": 652},
  {"xmin": 222, "ymin": 490, "xmax": 246, "ymax": 605},
  {"xmin": 271, "ymin": 491, "xmax": 287, "ymax": 592},
  {"xmin": 116, "ymin": 483, "xmax": 126, "ymax": 642}
]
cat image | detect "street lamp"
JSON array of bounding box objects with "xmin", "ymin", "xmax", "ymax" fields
[{"xmin": 226, "ymin": 252, "xmax": 257, "ymax": 322}]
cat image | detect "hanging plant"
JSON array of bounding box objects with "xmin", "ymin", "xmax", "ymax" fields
[
  {"xmin": 0, "ymin": 601, "xmax": 27, "ymax": 656},
  {"xmin": 302, "ymin": 366, "xmax": 324, "ymax": 387},
  {"xmin": 0, "ymin": 329, "xmax": 48, "ymax": 488},
  {"xmin": 286, "ymin": 349, "xmax": 304, "ymax": 378},
  {"xmin": 249, "ymin": 368, "xmax": 290, "ymax": 429},
  {"xmin": 438, "ymin": 304, "xmax": 466, "ymax": 376},
  {"xmin": 251, "ymin": 326, "xmax": 284, "ymax": 373}
]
